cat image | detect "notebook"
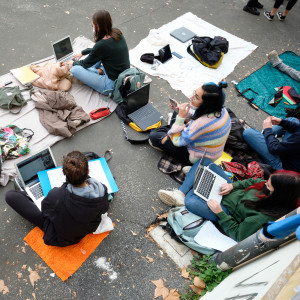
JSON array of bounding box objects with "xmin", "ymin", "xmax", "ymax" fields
[
  {"xmin": 14, "ymin": 148, "xmax": 57, "ymax": 210},
  {"xmin": 156, "ymin": 44, "xmax": 172, "ymax": 64},
  {"xmin": 170, "ymin": 27, "xmax": 196, "ymax": 43},
  {"xmin": 51, "ymin": 36, "xmax": 74, "ymax": 62},
  {"xmin": 193, "ymin": 150, "xmax": 227, "ymax": 203},
  {"xmin": 10, "ymin": 66, "xmax": 40, "ymax": 86},
  {"xmin": 127, "ymin": 84, "xmax": 163, "ymax": 131},
  {"xmin": 38, "ymin": 157, "xmax": 118, "ymax": 196}
]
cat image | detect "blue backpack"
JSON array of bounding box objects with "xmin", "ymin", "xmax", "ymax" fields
[{"xmin": 167, "ymin": 206, "xmax": 215, "ymax": 254}]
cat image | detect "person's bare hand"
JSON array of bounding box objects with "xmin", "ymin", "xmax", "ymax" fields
[
  {"xmin": 270, "ymin": 116, "xmax": 282, "ymax": 125},
  {"xmin": 207, "ymin": 199, "xmax": 223, "ymax": 214},
  {"xmin": 178, "ymin": 102, "xmax": 190, "ymax": 118},
  {"xmin": 263, "ymin": 117, "xmax": 273, "ymax": 130},
  {"xmin": 219, "ymin": 183, "xmax": 233, "ymax": 195},
  {"xmin": 73, "ymin": 53, "xmax": 83, "ymax": 60}
]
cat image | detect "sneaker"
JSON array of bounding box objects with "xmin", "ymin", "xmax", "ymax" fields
[
  {"xmin": 243, "ymin": 5, "xmax": 260, "ymax": 15},
  {"xmin": 148, "ymin": 139, "xmax": 163, "ymax": 152},
  {"xmin": 264, "ymin": 11, "xmax": 274, "ymax": 20},
  {"xmin": 267, "ymin": 50, "xmax": 282, "ymax": 67},
  {"xmin": 182, "ymin": 166, "xmax": 192, "ymax": 175},
  {"xmin": 256, "ymin": 1, "xmax": 263, "ymax": 9},
  {"xmin": 277, "ymin": 12, "xmax": 286, "ymax": 21},
  {"xmin": 158, "ymin": 189, "xmax": 185, "ymax": 206}
]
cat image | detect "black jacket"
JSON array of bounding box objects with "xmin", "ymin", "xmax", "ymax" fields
[
  {"xmin": 264, "ymin": 119, "xmax": 300, "ymax": 173},
  {"xmin": 41, "ymin": 183, "xmax": 109, "ymax": 247}
]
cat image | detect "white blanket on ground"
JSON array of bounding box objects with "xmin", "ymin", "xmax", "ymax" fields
[
  {"xmin": 130, "ymin": 12, "xmax": 257, "ymax": 98},
  {"xmin": 0, "ymin": 36, "xmax": 117, "ymax": 186}
]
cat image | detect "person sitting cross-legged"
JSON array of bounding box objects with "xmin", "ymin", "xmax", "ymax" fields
[
  {"xmin": 243, "ymin": 116, "xmax": 300, "ymax": 173},
  {"xmin": 148, "ymin": 81, "xmax": 231, "ymax": 166},
  {"xmin": 158, "ymin": 158, "xmax": 300, "ymax": 242}
]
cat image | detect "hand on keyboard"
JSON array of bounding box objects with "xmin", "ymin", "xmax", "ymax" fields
[{"xmin": 219, "ymin": 183, "xmax": 233, "ymax": 195}]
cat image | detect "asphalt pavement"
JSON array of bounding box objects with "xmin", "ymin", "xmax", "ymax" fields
[{"xmin": 0, "ymin": 0, "xmax": 299, "ymax": 299}]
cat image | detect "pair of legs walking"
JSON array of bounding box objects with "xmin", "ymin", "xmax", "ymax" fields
[
  {"xmin": 264, "ymin": 0, "xmax": 298, "ymax": 20},
  {"xmin": 243, "ymin": 117, "xmax": 300, "ymax": 170},
  {"xmin": 71, "ymin": 61, "xmax": 115, "ymax": 95}
]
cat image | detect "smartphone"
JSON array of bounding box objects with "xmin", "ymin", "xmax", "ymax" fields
[
  {"xmin": 172, "ymin": 51, "xmax": 183, "ymax": 59},
  {"xmin": 169, "ymin": 98, "xmax": 177, "ymax": 106}
]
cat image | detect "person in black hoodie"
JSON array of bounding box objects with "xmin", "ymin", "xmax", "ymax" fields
[{"xmin": 6, "ymin": 151, "xmax": 109, "ymax": 246}]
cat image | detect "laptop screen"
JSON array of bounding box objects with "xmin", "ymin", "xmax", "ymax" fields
[
  {"xmin": 53, "ymin": 36, "xmax": 73, "ymax": 60},
  {"xmin": 127, "ymin": 84, "xmax": 150, "ymax": 114},
  {"xmin": 16, "ymin": 149, "xmax": 56, "ymax": 185}
]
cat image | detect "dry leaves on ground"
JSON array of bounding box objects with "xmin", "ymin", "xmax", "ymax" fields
[
  {"xmin": 181, "ymin": 267, "xmax": 191, "ymax": 279},
  {"xmin": 151, "ymin": 279, "xmax": 180, "ymax": 299},
  {"xmin": 146, "ymin": 256, "xmax": 154, "ymax": 263},
  {"xmin": 130, "ymin": 230, "xmax": 138, "ymax": 236},
  {"xmin": 0, "ymin": 280, "xmax": 9, "ymax": 294},
  {"xmin": 28, "ymin": 268, "xmax": 40, "ymax": 288}
]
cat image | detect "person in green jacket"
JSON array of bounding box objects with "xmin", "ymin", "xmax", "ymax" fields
[
  {"xmin": 65, "ymin": 10, "xmax": 130, "ymax": 95},
  {"xmin": 158, "ymin": 158, "xmax": 300, "ymax": 242}
]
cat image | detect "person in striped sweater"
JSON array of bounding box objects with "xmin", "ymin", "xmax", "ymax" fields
[{"xmin": 149, "ymin": 81, "xmax": 231, "ymax": 166}]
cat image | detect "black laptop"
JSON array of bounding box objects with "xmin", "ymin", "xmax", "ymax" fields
[{"xmin": 127, "ymin": 84, "xmax": 163, "ymax": 131}]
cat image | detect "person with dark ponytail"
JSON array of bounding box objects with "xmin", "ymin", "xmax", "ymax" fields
[
  {"xmin": 158, "ymin": 166, "xmax": 300, "ymax": 242},
  {"xmin": 6, "ymin": 151, "xmax": 109, "ymax": 246},
  {"xmin": 149, "ymin": 82, "xmax": 232, "ymax": 166},
  {"xmin": 65, "ymin": 10, "xmax": 130, "ymax": 95}
]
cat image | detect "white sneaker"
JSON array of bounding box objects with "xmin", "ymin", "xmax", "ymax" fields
[
  {"xmin": 158, "ymin": 189, "xmax": 185, "ymax": 206},
  {"xmin": 182, "ymin": 166, "xmax": 192, "ymax": 175}
]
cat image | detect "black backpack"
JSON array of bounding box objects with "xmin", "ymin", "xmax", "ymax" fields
[{"xmin": 187, "ymin": 36, "xmax": 229, "ymax": 69}]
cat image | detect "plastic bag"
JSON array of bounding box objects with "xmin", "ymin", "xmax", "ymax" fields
[{"xmin": 93, "ymin": 213, "xmax": 114, "ymax": 234}]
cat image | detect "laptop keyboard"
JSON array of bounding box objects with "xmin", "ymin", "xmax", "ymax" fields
[
  {"xmin": 29, "ymin": 183, "xmax": 44, "ymax": 199},
  {"xmin": 196, "ymin": 169, "xmax": 216, "ymax": 199}
]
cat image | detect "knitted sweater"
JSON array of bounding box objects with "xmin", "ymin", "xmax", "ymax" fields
[{"xmin": 168, "ymin": 107, "xmax": 231, "ymax": 163}]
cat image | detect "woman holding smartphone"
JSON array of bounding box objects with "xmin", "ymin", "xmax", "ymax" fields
[{"xmin": 149, "ymin": 81, "xmax": 231, "ymax": 166}]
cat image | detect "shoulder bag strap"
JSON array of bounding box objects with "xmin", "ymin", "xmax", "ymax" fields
[{"xmin": 120, "ymin": 120, "xmax": 149, "ymax": 144}]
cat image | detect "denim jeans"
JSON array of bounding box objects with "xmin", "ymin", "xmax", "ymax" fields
[
  {"xmin": 149, "ymin": 111, "xmax": 192, "ymax": 166},
  {"xmin": 181, "ymin": 158, "xmax": 232, "ymax": 222},
  {"xmin": 243, "ymin": 117, "xmax": 300, "ymax": 170},
  {"xmin": 71, "ymin": 61, "xmax": 115, "ymax": 95}
]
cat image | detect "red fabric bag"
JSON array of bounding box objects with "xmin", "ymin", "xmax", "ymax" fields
[{"xmin": 89, "ymin": 107, "xmax": 110, "ymax": 120}]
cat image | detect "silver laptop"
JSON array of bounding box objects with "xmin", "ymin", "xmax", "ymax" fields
[
  {"xmin": 15, "ymin": 148, "xmax": 57, "ymax": 210},
  {"xmin": 51, "ymin": 35, "xmax": 74, "ymax": 62},
  {"xmin": 170, "ymin": 27, "xmax": 196, "ymax": 43},
  {"xmin": 127, "ymin": 84, "xmax": 163, "ymax": 131},
  {"xmin": 193, "ymin": 150, "xmax": 227, "ymax": 203}
]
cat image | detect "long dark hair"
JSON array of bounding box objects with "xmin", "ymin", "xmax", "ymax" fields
[
  {"xmin": 192, "ymin": 81, "xmax": 227, "ymax": 120},
  {"xmin": 242, "ymin": 170, "xmax": 300, "ymax": 219},
  {"xmin": 63, "ymin": 151, "xmax": 88, "ymax": 186},
  {"xmin": 92, "ymin": 10, "xmax": 122, "ymax": 42}
]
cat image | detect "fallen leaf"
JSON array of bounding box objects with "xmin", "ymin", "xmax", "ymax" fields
[
  {"xmin": 157, "ymin": 212, "xmax": 168, "ymax": 219},
  {"xmin": 146, "ymin": 256, "xmax": 154, "ymax": 263},
  {"xmin": 152, "ymin": 279, "xmax": 164, "ymax": 288},
  {"xmin": 152, "ymin": 206, "xmax": 157, "ymax": 212},
  {"xmin": 0, "ymin": 280, "xmax": 9, "ymax": 294},
  {"xmin": 181, "ymin": 267, "xmax": 190, "ymax": 279},
  {"xmin": 165, "ymin": 288, "xmax": 181, "ymax": 299},
  {"xmin": 29, "ymin": 270, "xmax": 40, "ymax": 288},
  {"xmin": 134, "ymin": 248, "xmax": 141, "ymax": 253},
  {"xmin": 130, "ymin": 230, "xmax": 138, "ymax": 236},
  {"xmin": 191, "ymin": 250, "xmax": 198, "ymax": 256},
  {"xmin": 116, "ymin": 219, "xmax": 120, "ymax": 223},
  {"xmin": 16, "ymin": 272, "xmax": 22, "ymax": 279},
  {"xmin": 189, "ymin": 284, "xmax": 203, "ymax": 295},
  {"xmin": 65, "ymin": 11, "xmax": 70, "ymax": 14},
  {"xmin": 194, "ymin": 276, "xmax": 205, "ymax": 289},
  {"xmin": 162, "ymin": 287, "xmax": 169, "ymax": 299}
]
